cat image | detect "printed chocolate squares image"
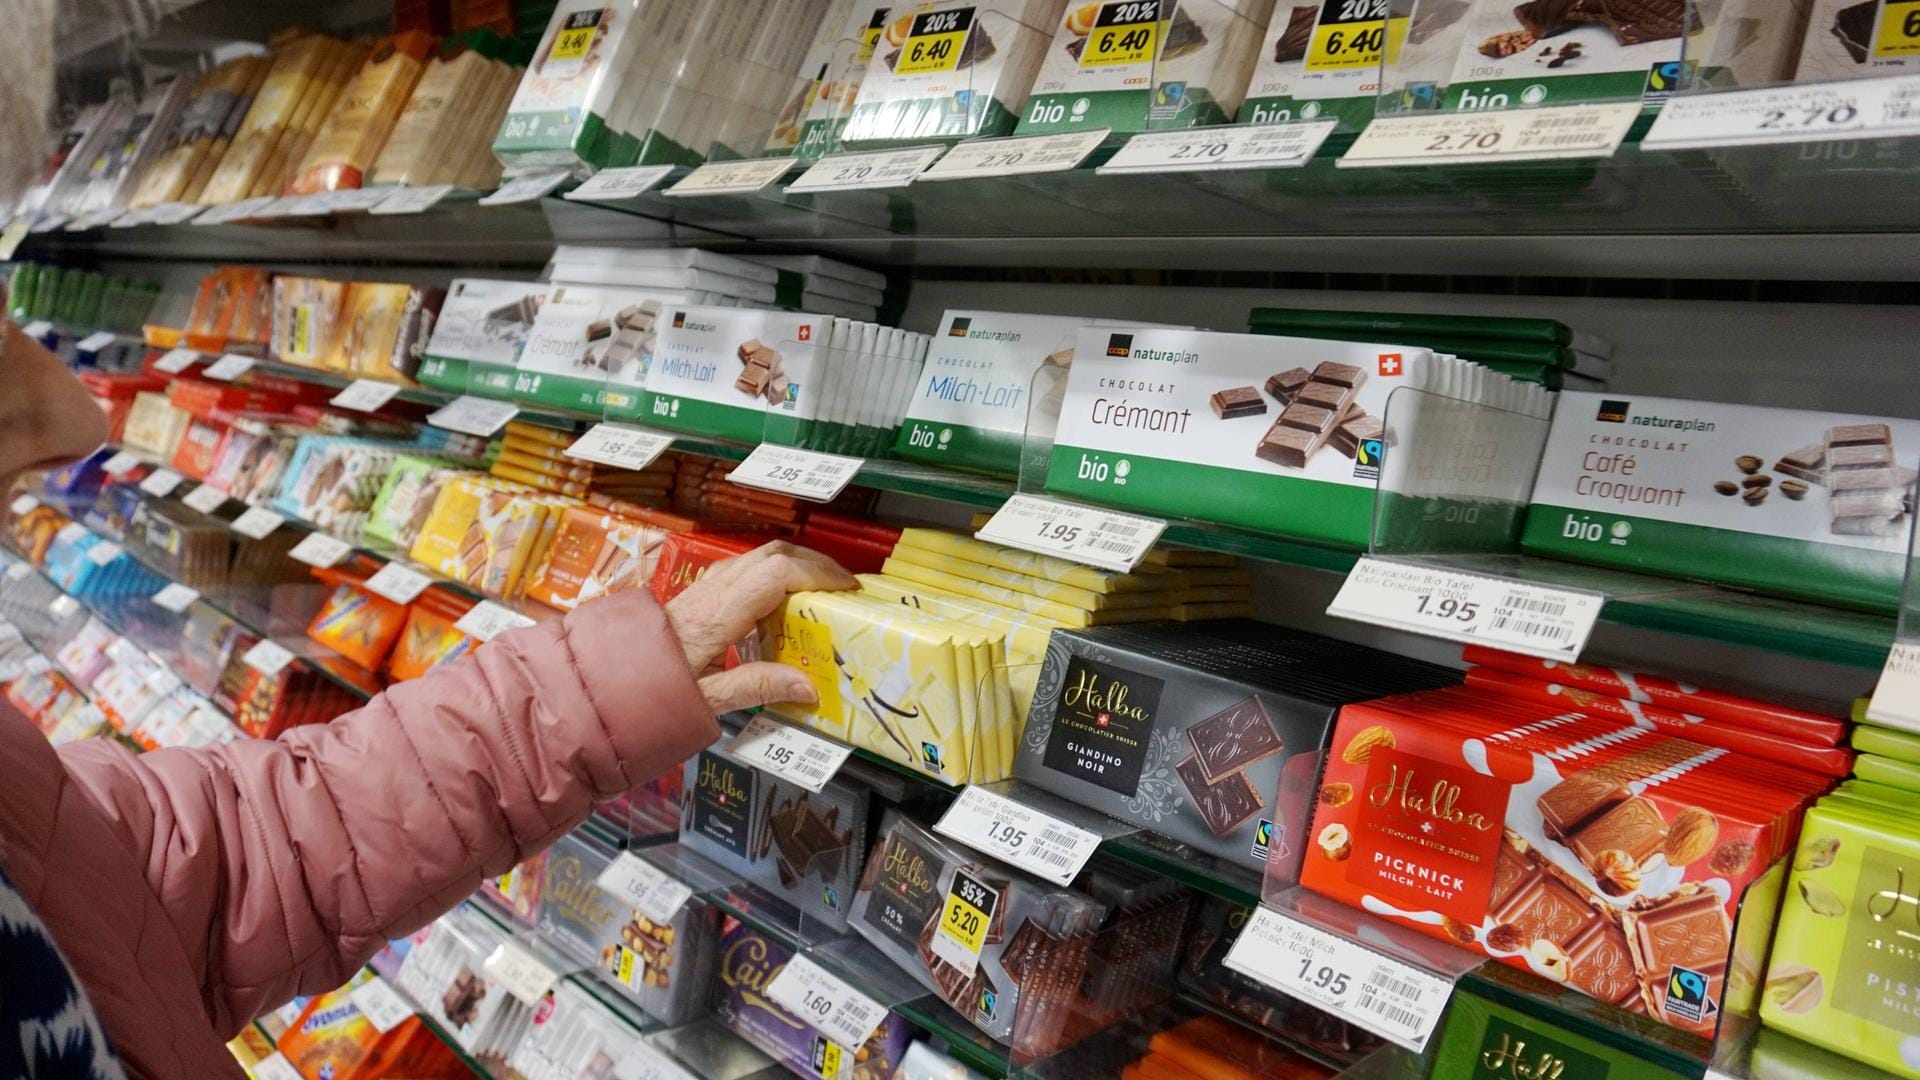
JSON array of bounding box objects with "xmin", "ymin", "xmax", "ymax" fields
[
  {"xmin": 1256, "ymin": 361, "xmax": 1369, "ymax": 469},
  {"xmin": 1209, "ymin": 386, "xmax": 1266, "ymax": 420},
  {"xmin": 735, "ymin": 338, "xmax": 785, "ymax": 399}
]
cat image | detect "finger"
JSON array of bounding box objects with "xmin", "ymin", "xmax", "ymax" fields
[
  {"xmin": 669, "ymin": 549, "xmax": 856, "ymax": 663},
  {"xmin": 699, "ymin": 662, "xmax": 818, "ymax": 714}
]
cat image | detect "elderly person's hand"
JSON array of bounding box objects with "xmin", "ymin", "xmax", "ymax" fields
[{"xmin": 663, "ymin": 540, "xmax": 857, "ymax": 714}]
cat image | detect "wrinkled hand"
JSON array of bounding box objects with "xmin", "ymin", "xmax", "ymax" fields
[{"xmin": 664, "ymin": 540, "xmax": 857, "ymax": 714}]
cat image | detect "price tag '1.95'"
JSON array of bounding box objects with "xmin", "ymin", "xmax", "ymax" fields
[
  {"xmin": 728, "ymin": 445, "xmax": 864, "ymax": 503},
  {"xmin": 1340, "ymin": 103, "xmax": 1640, "ymax": 167},
  {"xmin": 565, "ymin": 423, "xmax": 675, "ymax": 472},
  {"xmin": 975, "ymin": 494, "xmax": 1168, "ymax": 573},
  {"xmin": 1224, "ymin": 905, "xmax": 1452, "ymax": 1052},
  {"xmin": 453, "ymin": 600, "xmax": 536, "ymax": 643},
  {"xmin": 288, "ymin": 531, "xmax": 352, "ymax": 569},
  {"xmin": 427, "ymin": 395, "xmax": 519, "ymax": 437},
  {"xmin": 934, "ymin": 785, "xmax": 1101, "ymax": 887},
  {"xmin": 1867, "ymin": 641, "xmax": 1920, "ymax": 734},
  {"xmin": 725, "ymin": 713, "xmax": 853, "ymax": 793},
  {"xmin": 593, "ymin": 851, "xmax": 695, "ymax": 924},
  {"xmin": 1326, "ymin": 557, "xmax": 1603, "ymax": 662},
  {"xmin": 482, "ymin": 941, "xmax": 559, "ymax": 1006},
  {"xmin": 347, "ymin": 977, "xmax": 415, "ymax": 1034},
  {"xmin": 331, "ymin": 378, "xmax": 404, "ymax": 413},
  {"xmin": 764, "ymin": 955, "xmax": 889, "ymax": 1050},
  {"xmin": 365, "ymin": 562, "xmax": 433, "ymax": 605},
  {"xmin": 930, "ymin": 870, "xmax": 1000, "ymax": 975},
  {"xmin": 1100, "ymin": 121, "xmax": 1339, "ymax": 174},
  {"xmin": 1643, "ymin": 73, "xmax": 1920, "ymax": 151}
]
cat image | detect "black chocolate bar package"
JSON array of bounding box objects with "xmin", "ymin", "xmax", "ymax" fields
[
  {"xmin": 1013, "ymin": 620, "xmax": 1458, "ymax": 875},
  {"xmin": 679, "ymin": 742, "xmax": 869, "ymax": 934}
]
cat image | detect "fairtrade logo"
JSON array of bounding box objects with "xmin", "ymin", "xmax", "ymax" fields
[
  {"xmin": 1252, "ymin": 820, "xmax": 1273, "ymax": 856},
  {"xmin": 977, "ymin": 987, "xmax": 998, "ymax": 1020},
  {"xmin": 1356, "ymin": 438, "xmax": 1383, "ymax": 467},
  {"xmin": 1105, "ymin": 333, "xmax": 1133, "ymax": 358},
  {"xmin": 1378, "ymin": 353, "xmax": 1403, "ymax": 377},
  {"xmin": 921, "ymin": 741, "xmax": 944, "ymax": 773},
  {"xmin": 1647, "ymin": 60, "xmax": 1687, "ymax": 96},
  {"xmin": 1595, "ymin": 399, "xmax": 1630, "ymax": 423},
  {"xmin": 947, "ymin": 317, "xmax": 972, "ymax": 336},
  {"xmin": 1663, "ymin": 964, "xmax": 1716, "ymax": 1023}
]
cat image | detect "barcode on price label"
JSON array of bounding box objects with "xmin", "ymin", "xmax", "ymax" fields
[
  {"xmin": 565, "ymin": 423, "xmax": 674, "ymax": 471},
  {"xmin": 725, "ymin": 713, "xmax": 853, "ymax": 793},
  {"xmin": 593, "ymin": 851, "xmax": 695, "ymax": 924},
  {"xmin": 934, "ymin": 785, "xmax": 1101, "ymax": 886},
  {"xmin": 288, "ymin": 531, "xmax": 352, "ymax": 568},
  {"xmin": 1868, "ymin": 641, "xmax": 1920, "ymax": 733},
  {"xmin": 975, "ymin": 494, "xmax": 1167, "ymax": 573},
  {"xmin": 788, "ymin": 145, "xmax": 947, "ymax": 192},
  {"xmin": 1223, "ymin": 905, "xmax": 1451, "ymax": 1052},
  {"xmin": 728, "ymin": 445, "xmax": 864, "ymax": 503},
  {"xmin": 764, "ymin": 955, "xmax": 888, "ymax": 1049},
  {"xmin": 1326, "ymin": 557, "xmax": 1602, "ymax": 661},
  {"xmin": 347, "ymin": 977, "xmax": 415, "ymax": 1034},
  {"xmin": 365, "ymin": 562, "xmax": 432, "ymax": 605}
]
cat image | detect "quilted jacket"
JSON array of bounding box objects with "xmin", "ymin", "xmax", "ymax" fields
[{"xmin": 0, "ymin": 589, "xmax": 714, "ymax": 1079}]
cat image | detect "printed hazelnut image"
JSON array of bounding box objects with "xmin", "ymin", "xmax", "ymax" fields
[
  {"xmin": 1528, "ymin": 939, "xmax": 1570, "ymax": 983},
  {"xmin": 1317, "ymin": 823, "xmax": 1350, "ymax": 862}
]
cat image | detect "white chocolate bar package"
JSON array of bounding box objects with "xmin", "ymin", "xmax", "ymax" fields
[
  {"xmin": 843, "ymin": 0, "xmax": 1070, "ymax": 145},
  {"xmin": 645, "ymin": 307, "xmax": 829, "ymax": 443},
  {"xmin": 417, "ymin": 279, "xmax": 548, "ymax": 396},
  {"xmin": 1522, "ymin": 391, "xmax": 1920, "ymax": 613},
  {"xmin": 1018, "ymin": 0, "xmax": 1275, "ymax": 135},
  {"xmin": 512, "ymin": 284, "xmax": 700, "ymax": 413}
]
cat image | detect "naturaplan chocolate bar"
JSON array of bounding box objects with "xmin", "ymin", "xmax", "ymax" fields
[
  {"xmin": 1523, "ymin": 392, "xmax": 1920, "ymax": 613},
  {"xmin": 513, "ymin": 285, "xmax": 693, "ymax": 413},
  {"xmin": 646, "ymin": 306, "xmax": 828, "ymax": 444},
  {"xmin": 417, "ymin": 279, "xmax": 547, "ymax": 395},
  {"xmin": 843, "ymin": 0, "xmax": 1064, "ymax": 146},
  {"xmin": 1301, "ymin": 686, "xmax": 1820, "ymax": 1035},
  {"xmin": 895, "ymin": 311, "xmax": 1087, "ymax": 476}
]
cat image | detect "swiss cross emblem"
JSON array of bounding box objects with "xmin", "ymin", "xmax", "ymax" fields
[
  {"xmin": 1379, "ymin": 353, "xmax": 1403, "ymax": 376},
  {"xmin": 1096, "ymin": 712, "xmax": 1111, "ymax": 727},
  {"xmin": 798, "ymin": 325, "xmax": 813, "ymax": 341}
]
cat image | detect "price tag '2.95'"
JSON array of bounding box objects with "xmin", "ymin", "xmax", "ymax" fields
[
  {"xmin": 1867, "ymin": 641, "xmax": 1920, "ymax": 734},
  {"xmin": 725, "ymin": 713, "xmax": 853, "ymax": 793},
  {"xmin": 934, "ymin": 785, "xmax": 1101, "ymax": 886},
  {"xmin": 975, "ymin": 494, "xmax": 1168, "ymax": 573},
  {"xmin": 1326, "ymin": 557, "xmax": 1603, "ymax": 661},
  {"xmin": 565, "ymin": 423, "xmax": 675, "ymax": 472},
  {"xmin": 728, "ymin": 445, "xmax": 864, "ymax": 503},
  {"xmin": 1224, "ymin": 905, "xmax": 1452, "ymax": 1052},
  {"xmin": 764, "ymin": 954, "xmax": 888, "ymax": 1049},
  {"xmin": 593, "ymin": 851, "xmax": 695, "ymax": 924}
]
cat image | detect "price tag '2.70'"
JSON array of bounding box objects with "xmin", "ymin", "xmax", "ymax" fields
[
  {"xmin": 788, "ymin": 146, "xmax": 947, "ymax": 192},
  {"xmin": 764, "ymin": 955, "xmax": 888, "ymax": 1049},
  {"xmin": 975, "ymin": 494, "xmax": 1167, "ymax": 574},
  {"xmin": 1326, "ymin": 556, "xmax": 1603, "ymax": 662},
  {"xmin": 920, "ymin": 129, "xmax": 1110, "ymax": 181},
  {"xmin": 1340, "ymin": 103, "xmax": 1640, "ymax": 167},
  {"xmin": 1642, "ymin": 74, "xmax": 1920, "ymax": 151},
  {"xmin": 934, "ymin": 785, "xmax": 1101, "ymax": 887},
  {"xmin": 1223, "ymin": 905, "xmax": 1452, "ymax": 1052}
]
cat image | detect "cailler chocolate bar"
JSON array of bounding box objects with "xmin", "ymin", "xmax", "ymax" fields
[{"xmin": 1301, "ymin": 686, "xmax": 1826, "ymax": 1035}]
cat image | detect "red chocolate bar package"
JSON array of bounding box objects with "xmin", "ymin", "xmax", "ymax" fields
[
  {"xmin": 648, "ymin": 533, "xmax": 764, "ymax": 604},
  {"xmin": 1462, "ymin": 646, "xmax": 1847, "ymax": 746},
  {"xmin": 1300, "ymin": 686, "xmax": 1827, "ymax": 1036}
]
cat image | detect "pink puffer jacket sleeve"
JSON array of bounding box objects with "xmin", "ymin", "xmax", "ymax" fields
[{"xmin": 53, "ymin": 589, "xmax": 713, "ymax": 1038}]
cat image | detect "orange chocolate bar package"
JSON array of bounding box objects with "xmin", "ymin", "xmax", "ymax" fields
[
  {"xmin": 523, "ymin": 505, "xmax": 674, "ymax": 611},
  {"xmin": 387, "ymin": 590, "xmax": 480, "ymax": 680},
  {"xmin": 306, "ymin": 568, "xmax": 408, "ymax": 670},
  {"xmin": 277, "ymin": 982, "xmax": 468, "ymax": 1080}
]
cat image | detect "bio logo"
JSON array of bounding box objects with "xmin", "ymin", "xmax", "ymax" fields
[
  {"xmin": 1560, "ymin": 514, "xmax": 1628, "ymax": 545},
  {"xmin": 1076, "ymin": 454, "xmax": 1131, "ymax": 485}
]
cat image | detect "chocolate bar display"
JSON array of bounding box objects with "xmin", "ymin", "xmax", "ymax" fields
[
  {"xmin": 1018, "ymin": 0, "xmax": 1266, "ymax": 136},
  {"xmin": 678, "ymin": 743, "xmax": 869, "ymax": 933},
  {"xmin": 513, "ymin": 285, "xmax": 691, "ymax": 413},
  {"xmin": 1798, "ymin": 0, "xmax": 1915, "ymax": 83},
  {"xmin": 1015, "ymin": 620, "xmax": 1456, "ymax": 872},
  {"xmin": 841, "ymin": 0, "xmax": 1059, "ymax": 146},
  {"xmin": 712, "ymin": 919, "xmax": 916, "ymax": 1080},
  {"xmin": 1239, "ymin": 0, "xmax": 1408, "ymax": 127},
  {"xmin": 1523, "ymin": 392, "xmax": 1920, "ymax": 613},
  {"xmin": 647, "ymin": 307, "xmax": 829, "ymax": 444}
]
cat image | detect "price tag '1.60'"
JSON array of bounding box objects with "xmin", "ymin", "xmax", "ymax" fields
[
  {"xmin": 764, "ymin": 954, "xmax": 889, "ymax": 1049},
  {"xmin": 1326, "ymin": 556, "xmax": 1603, "ymax": 661},
  {"xmin": 934, "ymin": 785, "xmax": 1101, "ymax": 886},
  {"xmin": 976, "ymin": 494, "xmax": 1167, "ymax": 573},
  {"xmin": 1223, "ymin": 905, "xmax": 1452, "ymax": 1052},
  {"xmin": 725, "ymin": 713, "xmax": 853, "ymax": 793},
  {"xmin": 728, "ymin": 445, "xmax": 864, "ymax": 503}
]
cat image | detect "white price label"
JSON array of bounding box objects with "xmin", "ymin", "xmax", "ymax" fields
[
  {"xmin": 934, "ymin": 785, "xmax": 1101, "ymax": 886},
  {"xmin": 288, "ymin": 531, "xmax": 352, "ymax": 569},
  {"xmin": 789, "ymin": 146, "xmax": 947, "ymax": 192},
  {"xmin": 243, "ymin": 639, "xmax": 297, "ymax": 677},
  {"xmin": 1644, "ymin": 74, "xmax": 1920, "ymax": 151},
  {"xmin": 87, "ymin": 541, "xmax": 122, "ymax": 566},
  {"xmin": 976, "ymin": 494, "xmax": 1167, "ymax": 573},
  {"xmin": 152, "ymin": 583, "xmax": 200, "ymax": 613},
  {"xmin": 140, "ymin": 468, "xmax": 185, "ymax": 497},
  {"xmin": 8, "ymin": 494, "xmax": 37, "ymax": 515},
  {"xmin": 564, "ymin": 165, "xmax": 676, "ymax": 201},
  {"xmin": 370, "ymin": 184, "xmax": 456, "ymax": 215},
  {"xmin": 348, "ymin": 977, "xmax": 415, "ymax": 1034},
  {"xmin": 331, "ymin": 378, "xmax": 403, "ymax": 413},
  {"xmin": 1340, "ymin": 103, "xmax": 1641, "ymax": 168},
  {"xmin": 323, "ymin": 188, "xmax": 395, "ymax": 214},
  {"xmin": 365, "ymin": 561, "xmax": 432, "ymax": 604},
  {"xmin": 109, "ymin": 208, "xmax": 155, "ymax": 228},
  {"xmin": 594, "ymin": 851, "xmax": 696, "ymax": 924},
  {"xmin": 764, "ymin": 955, "xmax": 888, "ymax": 1049},
  {"xmin": 1101, "ymin": 121, "xmax": 1339, "ymax": 174},
  {"xmin": 1867, "ymin": 641, "xmax": 1920, "ymax": 733},
  {"xmin": 193, "ymin": 196, "xmax": 278, "ymax": 225},
  {"xmin": 483, "ymin": 941, "xmax": 559, "ymax": 1005},
  {"xmin": 1326, "ymin": 557, "xmax": 1603, "ymax": 662},
  {"xmin": 427, "ymin": 395, "xmax": 519, "ymax": 436},
  {"xmin": 665, "ymin": 157, "xmax": 796, "ymax": 197},
  {"xmin": 452, "ymin": 600, "xmax": 536, "ymax": 643},
  {"xmin": 20, "ymin": 321, "xmax": 52, "ymax": 339},
  {"xmin": 253, "ymin": 1052, "xmax": 305, "ymax": 1080},
  {"xmin": 727, "ymin": 445, "xmax": 863, "ymax": 503},
  {"xmin": 202, "ymin": 353, "xmax": 256, "ymax": 381},
  {"xmin": 4, "ymin": 562, "xmax": 31, "ymax": 582},
  {"xmin": 565, "ymin": 423, "xmax": 675, "ymax": 471},
  {"xmin": 76, "ymin": 331, "xmax": 117, "ymax": 352},
  {"xmin": 1223, "ymin": 906, "xmax": 1453, "ymax": 1052},
  {"xmin": 49, "ymin": 595, "xmax": 79, "ymax": 618},
  {"xmin": 102, "ymin": 451, "xmax": 141, "ymax": 476},
  {"xmin": 725, "ymin": 714, "xmax": 853, "ymax": 793},
  {"xmin": 153, "ymin": 202, "xmax": 205, "ymax": 225},
  {"xmin": 920, "ymin": 129, "xmax": 1109, "ymax": 181},
  {"xmin": 30, "ymin": 213, "xmax": 72, "ymax": 233},
  {"xmin": 182, "ymin": 483, "xmax": 230, "ymax": 514},
  {"xmin": 55, "ymin": 522, "xmax": 87, "ymax": 545},
  {"xmin": 480, "ymin": 169, "xmax": 573, "ymax": 205},
  {"xmin": 231, "ymin": 506, "xmax": 285, "ymax": 539},
  {"xmin": 614, "ymin": 1041, "xmax": 700, "ymax": 1080},
  {"xmin": 154, "ymin": 348, "xmax": 199, "ymax": 374},
  {"xmin": 284, "ymin": 194, "xmax": 337, "ymax": 217}
]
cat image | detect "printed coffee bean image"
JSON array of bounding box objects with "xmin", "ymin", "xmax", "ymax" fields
[
  {"xmin": 1781, "ymin": 479, "xmax": 1809, "ymax": 500},
  {"xmin": 1742, "ymin": 474, "xmax": 1771, "ymax": 489},
  {"xmin": 1743, "ymin": 487, "xmax": 1769, "ymax": 505},
  {"xmin": 1736, "ymin": 455, "xmax": 1763, "ymax": 474},
  {"xmin": 1715, "ymin": 481, "xmax": 1739, "ymax": 495}
]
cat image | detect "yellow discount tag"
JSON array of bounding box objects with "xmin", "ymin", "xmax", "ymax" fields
[
  {"xmin": 895, "ymin": 8, "xmax": 975, "ymax": 76},
  {"xmin": 811, "ymin": 1037, "xmax": 844, "ymax": 1079},
  {"xmin": 938, "ymin": 870, "xmax": 998, "ymax": 958},
  {"xmin": 550, "ymin": 11, "xmax": 602, "ymax": 62},
  {"xmin": 859, "ymin": 9, "xmax": 888, "ymax": 62},
  {"xmin": 1875, "ymin": 0, "xmax": 1920, "ymax": 58},
  {"xmin": 495, "ymin": 867, "xmax": 517, "ymax": 897},
  {"xmin": 1079, "ymin": 1, "xmax": 1161, "ymax": 68},
  {"xmin": 1304, "ymin": 0, "xmax": 1405, "ymax": 73},
  {"xmin": 610, "ymin": 944, "xmax": 644, "ymax": 990}
]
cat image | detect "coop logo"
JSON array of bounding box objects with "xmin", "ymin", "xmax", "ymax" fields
[
  {"xmin": 1353, "ymin": 436, "xmax": 1384, "ymax": 481},
  {"xmin": 1662, "ymin": 964, "xmax": 1716, "ymax": 1024},
  {"xmin": 1105, "ymin": 333, "xmax": 1134, "ymax": 358},
  {"xmin": 1596, "ymin": 399, "xmax": 1631, "ymax": 423},
  {"xmin": 948, "ymin": 317, "xmax": 972, "ymax": 337},
  {"xmin": 1377, "ymin": 352, "xmax": 1403, "ymax": 377},
  {"xmin": 672, "ymin": 312, "xmax": 687, "ymax": 328}
]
